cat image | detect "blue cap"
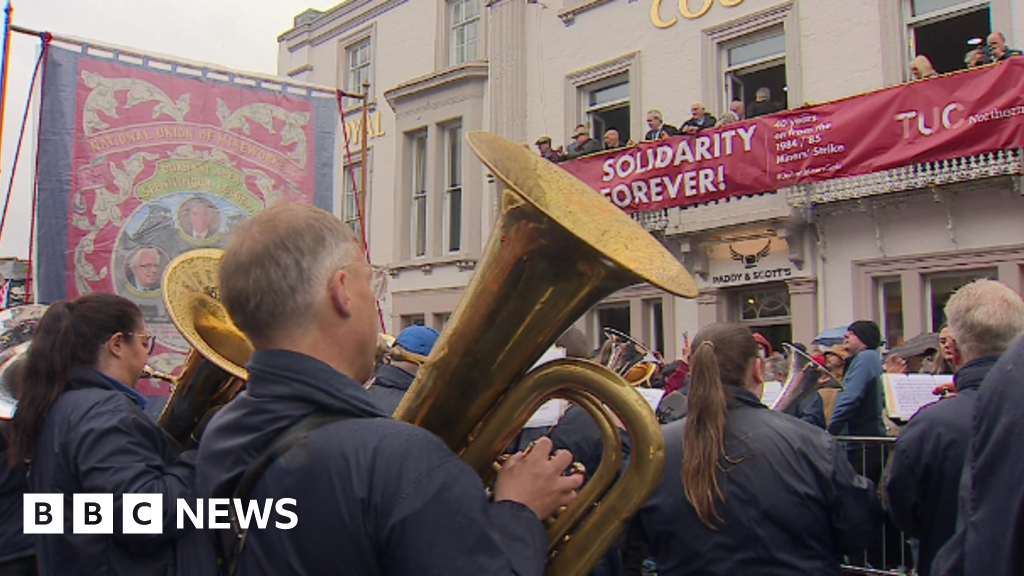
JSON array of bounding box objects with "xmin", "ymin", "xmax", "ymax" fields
[{"xmin": 395, "ymin": 325, "xmax": 440, "ymax": 356}]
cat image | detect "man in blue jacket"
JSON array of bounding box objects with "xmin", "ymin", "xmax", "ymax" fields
[
  {"xmin": 828, "ymin": 321, "xmax": 885, "ymax": 437},
  {"xmin": 199, "ymin": 203, "xmax": 582, "ymax": 576},
  {"xmin": 886, "ymin": 279, "xmax": 1024, "ymax": 576}
]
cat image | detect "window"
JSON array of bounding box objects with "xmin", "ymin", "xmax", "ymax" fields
[
  {"xmin": 401, "ymin": 314, "xmax": 425, "ymax": 329},
  {"xmin": 723, "ymin": 26, "xmax": 788, "ymax": 115},
  {"xmin": 739, "ymin": 287, "xmax": 791, "ymax": 321},
  {"xmin": 597, "ymin": 305, "xmax": 631, "ymax": 347},
  {"xmin": 449, "ymin": 0, "xmax": 480, "ymax": 65},
  {"xmin": 645, "ymin": 299, "xmax": 665, "ymax": 355},
  {"xmin": 927, "ymin": 269, "xmax": 996, "ymax": 330},
  {"xmin": 410, "ymin": 131, "xmax": 428, "ymax": 258},
  {"xmin": 444, "ymin": 123, "xmax": 463, "ymax": 253},
  {"xmin": 583, "ymin": 75, "xmax": 630, "ymax": 143},
  {"xmin": 906, "ymin": 0, "xmax": 990, "ymax": 75},
  {"xmin": 344, "ymin": 39, "xmax": 372, "ymax": 108},
  {"xmin": 877, "ymin": 277, "xmax": 904, "ymax": 347},
  {"xmin": 342, "ymin": 163, "xmax": 362, "ymax": 238},
  {"xmin": 433, "ymin": 312, "xmax": 451, "ymax": 330}
]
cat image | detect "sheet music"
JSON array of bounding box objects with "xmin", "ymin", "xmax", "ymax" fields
[
  {"xmin": 525, "ymin": 399, "xmax": 568, "ymax": 428},
  {"xmin": 636, "ymin": 388, "xmax": 666, "ymax": 412},
  {"xmin": 761, "ymin": 381, "xmax": 783, "ymax": 408},
  {"xmin": 883, "ymin": 374, "xmax": 953, "ymax": 421}
]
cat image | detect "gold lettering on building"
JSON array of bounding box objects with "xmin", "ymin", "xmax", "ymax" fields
[{"xmin": 651, "ymin": 0, "xmax": 745, "ymax": 28}]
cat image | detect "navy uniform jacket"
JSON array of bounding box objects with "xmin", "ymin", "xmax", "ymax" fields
[
  {"xmin": 0, "ymin": 433, "xmax": 33, "ymax": 565},
  {"xmin": 367, "ymin": 363, "xmax": 415, "ymax": 416},
  {"xmin": 29, "ymin": 366, "xmax": 204, "ymax": 576},
  {"xmin": 829, "ymin": 349, "xmax": 886, "ymax": 436},
  {"xmin": 932, "ymin": 336, "xmax": 1024, "ymax": 576},
  {"xmin": 636, "ymin": 387, "xmax": 882, "ymax": 576},
  {"xmin": 886, "ymin": 355, "xmax": 997, "ymax": 576},
  {"xmin": 197, "ymin": 350, "xmax": 547, "ymax": 576}
]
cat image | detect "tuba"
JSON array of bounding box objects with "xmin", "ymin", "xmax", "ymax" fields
[
  {"xmin": 394, "ymin": 132, "xmax": 698, "ymax": 576},
  {"xmin": 602, "ymin": 327, "xmax": 660, "ymax": 387},
  {"xmin": 155, "ymin": 249, "xmax": 252, "ymax": 448},
  {"xmin": 770, "ymin": 343, "xmax": 843, "ymax": 414}
]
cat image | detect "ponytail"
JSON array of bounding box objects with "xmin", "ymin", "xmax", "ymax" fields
[
  {"xmin": 682, "ymin": 341, "xmax": 729, "ymax": 529},
  {"xmin": 680, "ymin": 323, "xmax": 760, "ymax": 530},
  {"xmin": 6, "ymin": 293, "xmax": 141, "ymax": 467}
]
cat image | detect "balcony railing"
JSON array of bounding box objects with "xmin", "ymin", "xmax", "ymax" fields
[
  {"xmin": 628, "ymin": 149, "xmax": 1023, "ymax": 232},
  {"xmin": 786, "ymin": 148, "xmax": 1023, "ymax": 207}
]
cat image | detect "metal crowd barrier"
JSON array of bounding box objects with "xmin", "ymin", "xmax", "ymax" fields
[{"xmin": 836, "ymin": 436, "xmax": 912, "ymax": 576}]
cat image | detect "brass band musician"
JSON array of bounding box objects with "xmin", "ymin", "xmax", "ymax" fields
[{"xmin": 197, "ymin": 203, "xmax": 582, "ymax": 575}]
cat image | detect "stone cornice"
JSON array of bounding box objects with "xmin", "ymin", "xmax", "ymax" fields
[
  {"xmin": 279, "ymin": 0, "xmax": 407, "ymax": 49},
  {"xmin": 384, "ymin": 62, "xmax": 489, "ymax": 109}
]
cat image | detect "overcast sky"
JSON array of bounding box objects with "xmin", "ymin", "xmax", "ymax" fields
[{"xmin": 0, "ymin": 0, "xmax": 330, "ymax": 258}]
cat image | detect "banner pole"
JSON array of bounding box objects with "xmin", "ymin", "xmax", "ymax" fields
[
  {"xmin": 0, "ymin": 2, "xmax": 13, "ymax": 157},
  {"xmin": 359, "ymin": 80, "xmax": 369, "ymax": 252}
]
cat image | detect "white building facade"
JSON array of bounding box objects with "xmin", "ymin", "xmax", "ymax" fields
[{"xmin": 278, "ymin": 0, "xmax": 1024, "ymax": 357}]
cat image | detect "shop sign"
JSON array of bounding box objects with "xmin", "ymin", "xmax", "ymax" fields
[{"xmin": 706, "ymin": 238, "xmax": 798, "ymax": 287}]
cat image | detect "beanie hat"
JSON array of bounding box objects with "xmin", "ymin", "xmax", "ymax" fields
[
  {"xmin": 395, "ymin": 325, "xmax": 440, "ymax": 356},
  {"xmin": 848, "ymin": 320, "xmax": 881, "ymax": 350}
]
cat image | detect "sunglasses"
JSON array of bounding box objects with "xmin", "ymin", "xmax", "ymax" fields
[{"xmin": 127, "ymin": 332, "xmax": 157, "ymax": 354}]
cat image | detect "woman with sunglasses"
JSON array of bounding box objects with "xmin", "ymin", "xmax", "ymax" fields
[{"xmin": 5, "ymin": 292, "xmax": 208, "ymax": 576}]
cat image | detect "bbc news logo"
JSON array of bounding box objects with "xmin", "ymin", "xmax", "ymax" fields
[{"xmin": 24, "ymin": 495, "xmax": 297, "ymax": 534}]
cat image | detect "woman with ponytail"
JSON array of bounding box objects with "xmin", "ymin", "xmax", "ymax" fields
[
  {"xmin": 5, "ymin": 293, "xmax": 208, "ymax": 576},
  {"xmin": 635, "ymin": 323, "xmax": 881, "ymax": 575}
]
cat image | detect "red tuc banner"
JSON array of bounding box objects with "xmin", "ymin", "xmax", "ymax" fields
[{"xmin": 562, "ymin": 58, "xmax": 1024, "ymax": 213}]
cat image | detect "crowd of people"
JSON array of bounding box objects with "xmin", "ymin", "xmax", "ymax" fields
[
  {"xmin": 534, "ymin": 31, "xmax": 1021, "ymax": 165},
  {"xmin": 2, "ymin": 201, "xmax": 1023, "ymax": 576},
  {"xmin": 531, "ymin": 89, "xmax": 784, "ymax": 164}
]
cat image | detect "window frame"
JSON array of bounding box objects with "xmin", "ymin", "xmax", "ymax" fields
[
  {"xmin": 410, "ymin": 130, "xmax": 429, "ymax": 259},
  {"xmin": 701, "ymin": 4, "xmax": 800, "ymax": 119},
  {"xmin": 448, "ymin": 0, "xmax": 481, "ymax": 66},
  {"xmin": 902, "ymin": 0, "xmax": 990, "ymax": 80},
  {"xmin": 443, "ymin": 122, "xmax": 463, "ymax": 254},
  {"xmin": 565, "ymin": 53, "xmax": 641, "ymax": 145},
  {"xmin": 342, "ymin": 162, "xmax": 363, "ymax": 238},
  {"xmin": 345, "ymin": 38, "xmax": 372, "ymax": 109}
]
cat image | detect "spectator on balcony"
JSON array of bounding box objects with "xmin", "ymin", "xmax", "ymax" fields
[
  {"xmin": 534, "ymin": 136, "xmax": 564, "ymax": 163},
  {"xmin": 886, "ymin": 280, "xmax": 1024, "ymax": 576},
  {"xmin": 564, "ymin": 126, "xmax": 601, "ymax": 160},
  {"xmin": 746, "ymin": 87, "xmax": 783, "ymax": 118},
  {"xmin": 909, "ymin": 55, "xmax": 939, "ymax": 80},
  {"xmin": 603, "ymin": 129, "xmax": 625, "ymax": 151},
  {"xmin": 644, "ymin": 109, "xmax": 679, "ymax": 141},
  {"xmin": 717, "ymin": 101, "xmax": 745, "ymax": 126},
  {"xmin": 565, "ymin": 124, "xmax": 587, "ymax": 155},
  {"xmin": 680, "ymin": 103, "xmax": 716, "ymax": 135},
  {"xmin": 988, "ymin": 31, "xmax": 1023, "ymax": 61},
  {"xmin": 965, "ymin": 47, "xmax": 986, "ymax": 68}
]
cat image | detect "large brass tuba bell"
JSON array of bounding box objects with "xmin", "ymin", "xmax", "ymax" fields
[
  {"xmin": 156, "ymin": 248, "xmax": 252, "ymax": 448},
  {"xmin": 394, "ymin": 132, "xmax": 698, "ymax": 576}
]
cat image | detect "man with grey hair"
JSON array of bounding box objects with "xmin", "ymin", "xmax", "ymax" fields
[
  {"xmin": 198, "ymin": 202, "xmax": 582, "ymax": 575},
  {"xmin": 128, "ymin": 246, "xmax": 161, "ymax": 292},
  {"xmin": 886, "ymin": 279, "xmax": 1024, "ymax": 576},
  {"xmin": 644, "ymin": 109, "xmax": 678, "ymax": 141}
]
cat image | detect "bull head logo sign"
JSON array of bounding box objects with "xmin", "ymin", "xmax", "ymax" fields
[{"xmin": 730, "ymin": 241, "xmax": 771, "ymax": 269}]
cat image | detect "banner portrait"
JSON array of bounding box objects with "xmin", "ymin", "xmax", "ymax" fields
[
  {"xmin": 562, "ymin": 58, "xmax": 1024, "ymax": 213},
  {"xmin": 36, "ymin": 46, "xmax": 337, "ymax": 395}
]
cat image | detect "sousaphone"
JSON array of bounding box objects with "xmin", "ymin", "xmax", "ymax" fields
[
  {"xmin": 156, "ymin": 248, "xmax": 252, "ymax": 448},
  {"xmin": 394, "ymin": 132, "xmax": 698, "ymax": 576}
]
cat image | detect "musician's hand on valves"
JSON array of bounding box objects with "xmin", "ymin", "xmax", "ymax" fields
[{"xmin": 493, "ymin": 436, "xmax": 584, "ymax": 520}]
